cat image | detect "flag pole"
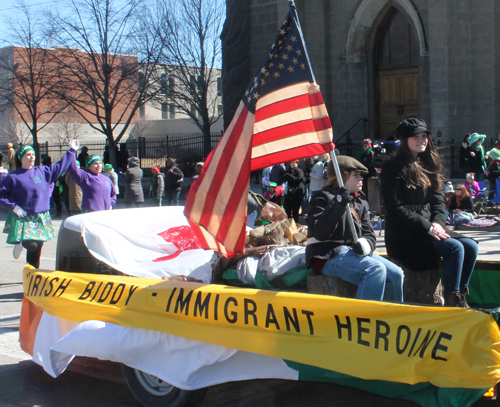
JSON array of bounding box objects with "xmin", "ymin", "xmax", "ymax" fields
[{"xmin": 329, "ymin": 150, "xmax": 359, "ymax": 244}]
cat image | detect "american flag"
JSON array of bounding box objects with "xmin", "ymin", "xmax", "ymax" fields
[{"xmin": 184, "ymin": 1, "xmax": 334, "ymax": 257}]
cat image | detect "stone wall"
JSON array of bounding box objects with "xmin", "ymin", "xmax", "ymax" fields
[{"xmin": 223, "ymin": 0, "xmax": 500, "ymax": 150}]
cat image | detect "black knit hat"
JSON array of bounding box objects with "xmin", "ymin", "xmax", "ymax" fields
[{"xmin": 396, "ymin": 117, "xmax": 431, "ymax": 139}]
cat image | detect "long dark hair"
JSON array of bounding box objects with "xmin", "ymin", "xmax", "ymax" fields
[{"xmin": 396, "ymin": 135, "xmax": 444, "ymax": 191}]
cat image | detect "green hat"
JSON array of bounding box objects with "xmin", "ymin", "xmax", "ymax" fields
[
  {"xmin": 17, "ymin": 145, "xmax": 35, "ymax": 161},
  {"xmin": 86, "ymin": 154, "xmax": 102, "ymax": 168},
  {"xmin": 267, "ymin": 182, "xmax": 277, "ymax": 188},
  {"xmin": 468, "ymin": 133, "xmax": 486, "ymax": 145},
  {"xmin": 328, "ymin": 156, "xmax": 368, "ymax": 176},
  {"xmin": 103, "ymin": 164, "xmax": 113, "ymax": 170},
  {"xmin": 487, "ymin": 148, "xmax": 500, "ymax": 161}
]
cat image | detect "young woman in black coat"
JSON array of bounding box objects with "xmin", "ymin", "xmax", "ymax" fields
[
  {"xmin": 281, "ymin": 160, "xmax": 305, "ymax": 223},
  {"xmin": 380, "ymin": 118, "xmax": 478, "ymax": 307}
]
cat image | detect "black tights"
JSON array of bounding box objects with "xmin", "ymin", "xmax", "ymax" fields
[{"xmin": 22, "ymin": 240, "xmax": 44, "ymax": 269}]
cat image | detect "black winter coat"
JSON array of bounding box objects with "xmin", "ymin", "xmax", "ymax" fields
[
  {"xmin": 306, "ymin": 188, "xmax": 376, "ymax": 268},
  {"xmin": 380, "ymin": 156, "xmax": 462, "ymax": 271},
  {"xmin": 281, "ymin": 167, "xmax": 305, "ymax": 198},
  {"xmin": 488, "ymin": 161, "xmax": 500, "ymax": 184},
  {"xmin": 448, "ymin": 195, "xmax": 474, "ymax": 213},
  {"xmin": 463, "ymin": 147, "xmax": 484, "ymax": 173},
  {"xmin": 164, "ymin": 166, "xmax": 184, "ymax": 192}
]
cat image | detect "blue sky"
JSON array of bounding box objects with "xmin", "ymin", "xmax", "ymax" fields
[{"xmin": 0, "ymin": 0, "xmax": 63, "ymax": 45}]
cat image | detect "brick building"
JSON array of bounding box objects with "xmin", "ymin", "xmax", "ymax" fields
[
  {"xmin": 0, "ymin": 46, "xmax": 138, "ymax": 145},
  {"xmin": 223, "ymin": 0, "xmax": 500, "ymax": 149}
]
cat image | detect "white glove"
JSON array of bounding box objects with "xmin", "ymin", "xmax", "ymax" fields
[
  {"xmin": 13, "ymin": 205, "xmax": 27, "ymax": 218},
  {"xmin": 69, "ymin": 140, "xmax": 80, "ymax": 151},
  {"xmin": 353, "ymin": 237, "xmax": 371, "ymax": 257}
]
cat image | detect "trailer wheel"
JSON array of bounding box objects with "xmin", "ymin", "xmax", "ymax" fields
[{"xmin": 121, "ymin": 364, "xmax": 207, "ymax": 407}]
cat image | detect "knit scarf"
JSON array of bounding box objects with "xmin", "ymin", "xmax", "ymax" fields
[{"xmin": 477, "ymin": 145, "xmax": 487, "ymax": 169}]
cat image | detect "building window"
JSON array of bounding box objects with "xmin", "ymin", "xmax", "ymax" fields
[
  {"xmin": 169, "ymin": 104, "xmax": 176, "ymax": 119},
  {"xmin": 139, "ymin": 105, "xmax": 145, "ymax": 119},
  {"xmin": 217, "ymin": 77, "xmax": 222, "ymax": 97},
  {"xmin": 217, "ymin": 104, "xmax": 223, "ymax": 116},
  {"xmin": 161, "ymin": 73, "xmax": 167, "ymax": 94},
  {"xmin": 138, "ymin": 71, "xmax": 145, "ymax": 93},
  {"xmin": 168, "ymin": 76, "xmax": 175, "ymax": 96},
  {"xmin": 161, "ymin": 103, "xmax": 168, "ymax": 119}
]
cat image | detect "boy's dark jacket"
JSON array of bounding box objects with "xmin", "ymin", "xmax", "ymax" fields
[{"xmin": 306, "ymin": 188, "xmax": 376, "ymax": 268}]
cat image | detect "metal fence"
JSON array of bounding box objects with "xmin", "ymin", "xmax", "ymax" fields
[
  {"xmin": 0, "ymin": 131, "xmax": 223, "ymax": 178},
  {"xmin": 2, "ymin": 131, "xmax": 496, "ymax": 180}
]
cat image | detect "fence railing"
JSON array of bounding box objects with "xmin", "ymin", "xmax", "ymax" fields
[{"xmin": 0, "ymin": 131, "xmax": 224, "ymax": 178}]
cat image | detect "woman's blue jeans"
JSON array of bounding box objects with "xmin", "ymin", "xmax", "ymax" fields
[
  {"xmin": 321, "ymin": 246, "xmax": 404, "ymax": 302},
  {"xmin": 432, "ymin": 237, "xmax": 478, "ymax": 294}
]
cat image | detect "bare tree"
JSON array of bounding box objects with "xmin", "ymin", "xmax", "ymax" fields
[
  {"xmin": 47, "ymin": 0, "xmax": 164, "ymax": 167},
  {"xmin": 0, "ymin": 1, "xmax": 66, "ymax": 162},
  {"xmin": 154, "ymin": 0, "xmax": 225, "ymax": 157},
  {"xmin": 0, "ymin": 113, "xmax": 32, "ymax": 145},
  {"xmin": 51, "ymin": 107, "xmax": 83, "ymax": 145},
  {"xmin": 128, "ymin": 117, "xmax": 151, "ymax": 140}
]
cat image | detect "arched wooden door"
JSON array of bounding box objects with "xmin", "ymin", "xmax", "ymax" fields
[{"xmin": 376, "ymin": 9, "xmax": 420, "ymax": 139}]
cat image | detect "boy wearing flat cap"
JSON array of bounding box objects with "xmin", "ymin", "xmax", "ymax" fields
[{"xmin": 306, "ymin": 155, "xmax": 404, "ymax": 302}]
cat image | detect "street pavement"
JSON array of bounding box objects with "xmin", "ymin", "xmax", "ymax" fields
[{"xmin": 0, "ymin": 203, "xmax": 500, "ymax": 406}]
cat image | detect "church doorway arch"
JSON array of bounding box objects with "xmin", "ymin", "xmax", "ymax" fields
[{"xmin": 373, "ymin": 8, "xmax": 420, "ymax": 138}]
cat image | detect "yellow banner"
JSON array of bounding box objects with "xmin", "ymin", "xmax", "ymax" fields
[{"xmin": 23, "ymin": 266, "xmax": 500, "ymax": 389}]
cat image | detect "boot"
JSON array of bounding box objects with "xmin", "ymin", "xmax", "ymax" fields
[
  {"xmin": 458, "ymin": 286, "xmax": 471, "ymax": 309},
  {"xmin": 443, "ymin": 293, "xmax": 461, "ymax": 307}
]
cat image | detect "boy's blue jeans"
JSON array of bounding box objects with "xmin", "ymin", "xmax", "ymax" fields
[{"xmin": 321, "ymin": 246, "xmax": 404, "ymax": 302}]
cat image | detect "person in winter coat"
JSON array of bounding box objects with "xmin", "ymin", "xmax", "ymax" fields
[
  {"xmin": 358, "ymin": 139, "xmax": 377, "ymax": 199},
  {"xmin": 466, "ymin": 133, "xmax": 488, "ymax": 182},
  {"xmin": 67, "ymin": 154, "xmax": 116, "ymax": 212},
  {"xmin": 282, "ymin": 159, "xmax": 305, "ymax": 223},
  {"xmin": 448, "ymin": 184, "xmax": 474, "ymax": 214},
  {"xmin": 124, "ymin": 157, "xmax": 144, "ymax": 208},
  {"xmin": 0, "ymin": 152, "xmax": 8, "ymax": 184},
  {"xmin": 309, "ymin": 154, "xmax": 327, "ymax": 194},
  {"xmin": 459, "ymin": 134, "xmax": 472, "ymax": 175},
  {"xmin": 0, "ymin": 141, "xmax": 79, "ymax": 267},
  {"xmin": 494, "ymin": 133, "xmax": 500, "ymax": 150},
  {"xmin": 54, "ymin": 173, "xmax": 70, "ymax": 217},
  {"xmin": 189, "ymin": 162, "xmax": 204, "ymax": 191},
  {"xmin": 6, "ymin": 143, "xmax": 16, "ymax": 173},
  {"xmin": 261, "ymin": 166, "xmax": 272, "ymax": 194},
  {"xmin": 65, "ymin": 161, "xmax": 82, "ymax": 215},
  {"xmin": 464, "ymin": 173, "xmax": 481, "ymax": 199},
  {"xmin": 358, "ymin": 139, "xmax": 376, "ymax": 177},
  {"xmin": 103, "ymin": 164, "xmax": 119, "ymax": 195},
  {"xmin": 270, "ymin": 163, "xmax": 286, "ymax": 186},
  {"xmin": 380, "ymin": 117, "xmax": 478, "ymax": 307},
  {"xmin": 150, "ymin": 165, "xmax": 165, "ymax": 206},
  {"xmin": 164, "ymin": 158, "xmax": 184, "ymax": 206},
  {"xmin": 263, "ymin": 182, "xmax": 284, "ymax": 206},
  {"xmin": 487, "ymin": 148, "xmax": 500, "ymax": 198},
  {"xmin": 307, "ymin": 155, "xmax": 404, "ymax": 302},
  {"xmin": 77, "ymin": 146, "xmax": 89, "ymax": 170}
]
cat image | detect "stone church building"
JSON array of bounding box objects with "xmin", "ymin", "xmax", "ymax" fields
[{"xmin": 223, "ymin": 0, "xmax": 499, "ymax": 150}]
